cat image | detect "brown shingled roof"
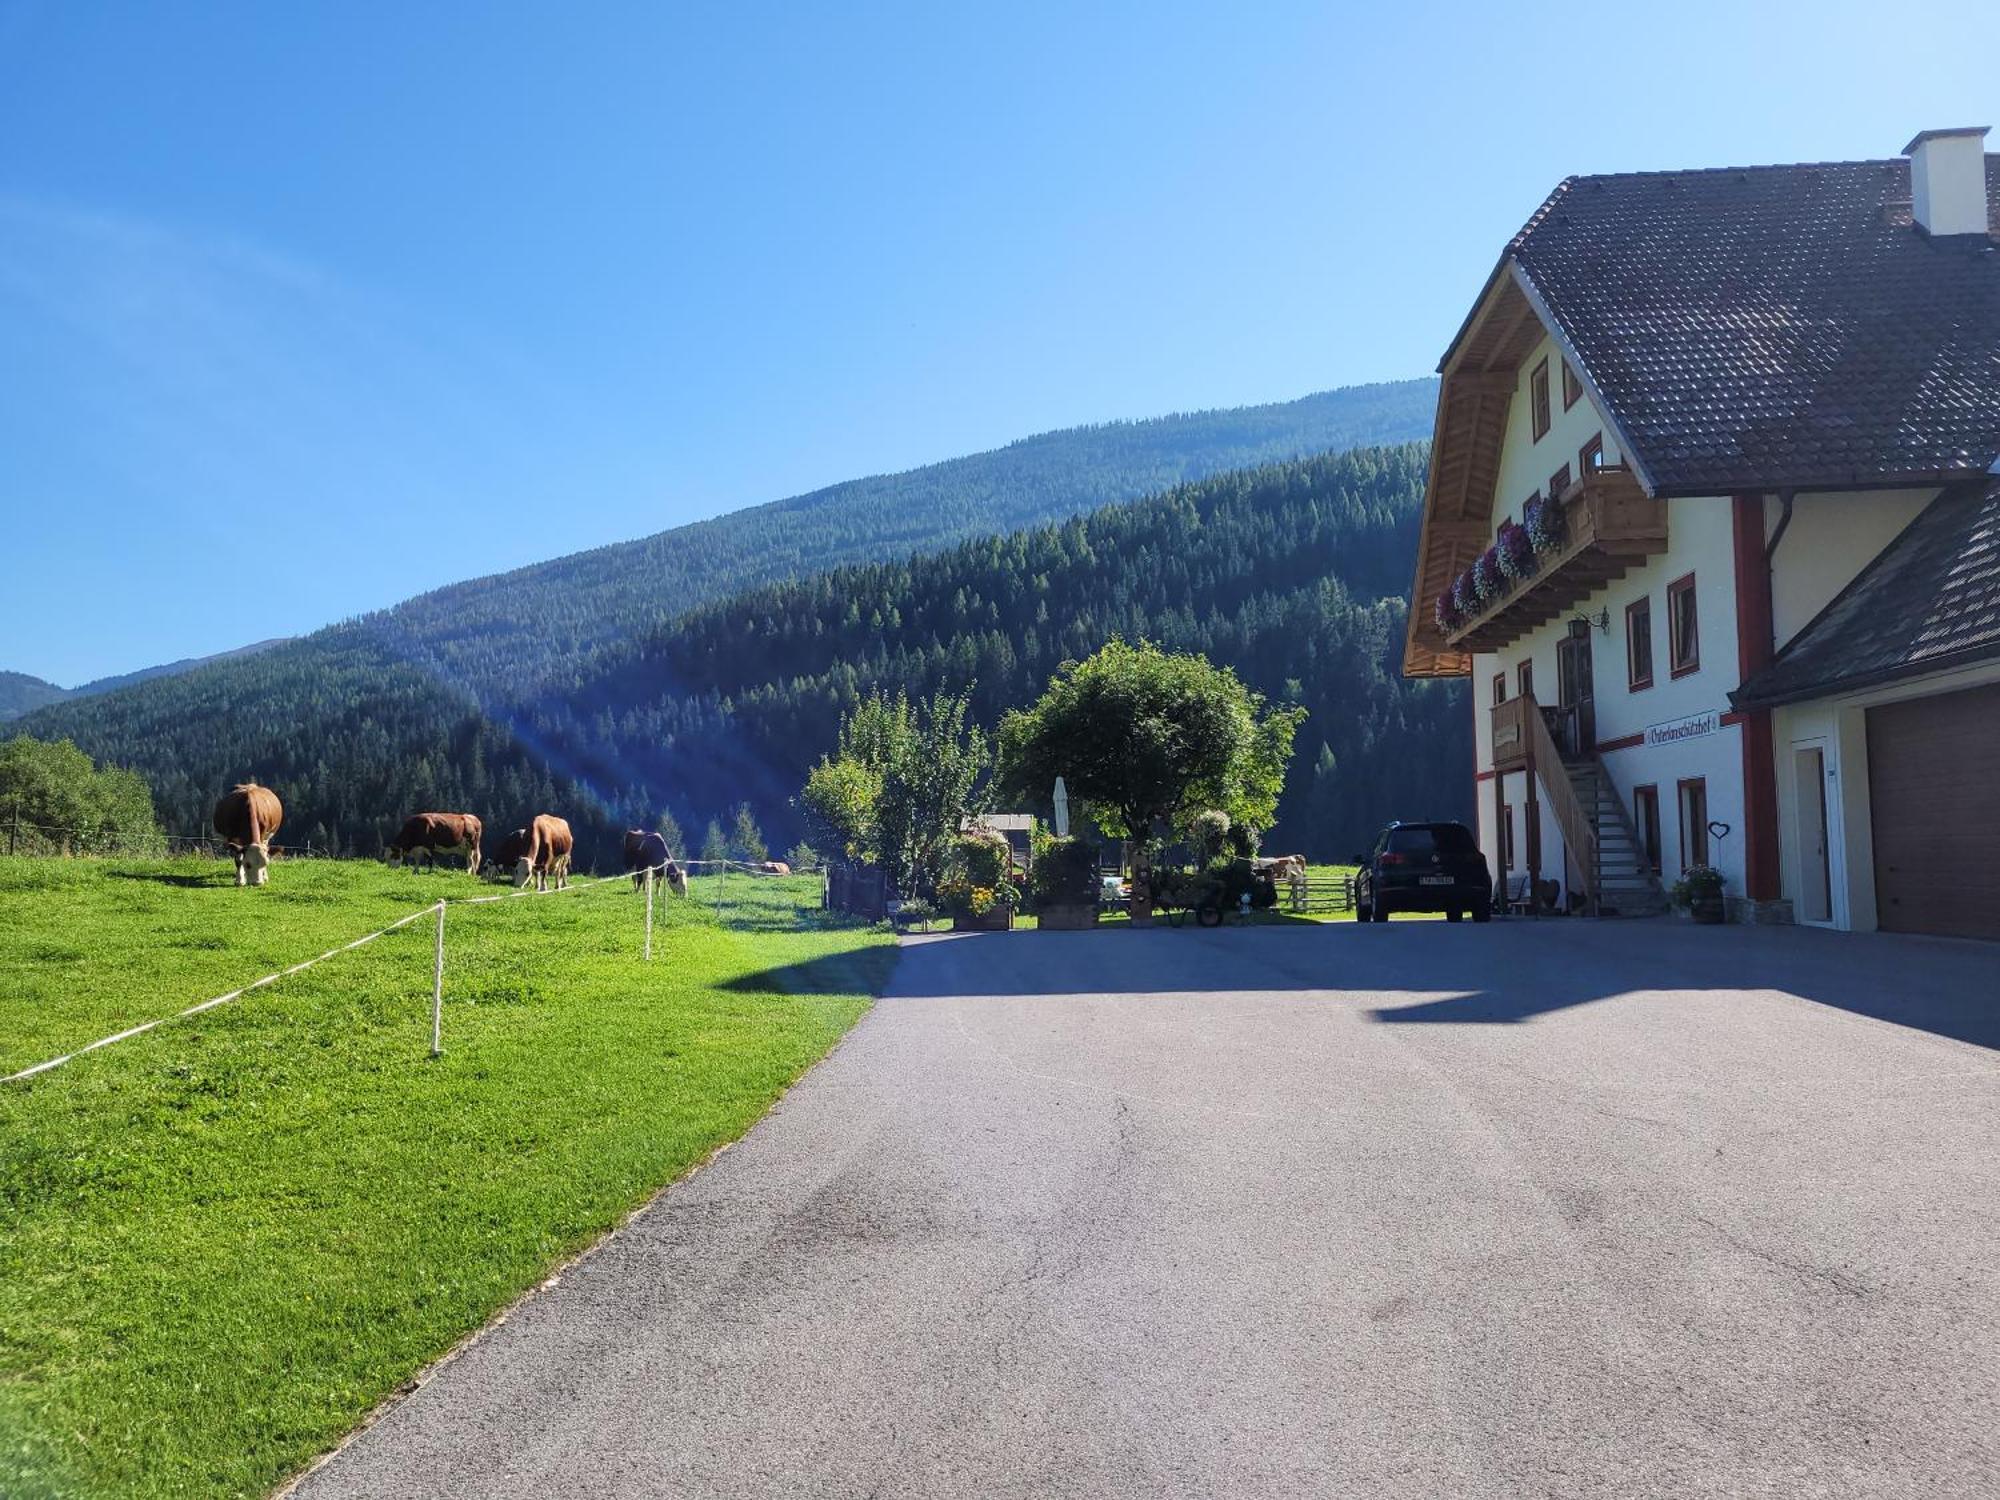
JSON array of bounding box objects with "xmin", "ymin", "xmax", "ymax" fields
[
  {"xmin": 1513, "ymin": 156, "xmax": 2000, "ymax": 495},
  {"xmin": 1732, "ymin": 476, "xmax": 2000, "ymax": 708}
]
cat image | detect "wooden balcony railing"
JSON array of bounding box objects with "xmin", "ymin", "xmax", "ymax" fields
[{"xmin": 1445, "ymin": 468, "xmax": 1667, "ymax": 654}]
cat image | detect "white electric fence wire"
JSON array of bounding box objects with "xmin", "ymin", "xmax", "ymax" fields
[
  {"xmin": 644, "ymin": 866, "xmax": 655, "ymax": 961},
  {"xmin": 1, "ymin": 855, "xmax": 743, "ymax": 1086}
]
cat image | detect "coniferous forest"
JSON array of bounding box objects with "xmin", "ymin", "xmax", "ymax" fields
[{"xmin": 19, "ymin": 429, "xmax": 1468, "ymax": 866}]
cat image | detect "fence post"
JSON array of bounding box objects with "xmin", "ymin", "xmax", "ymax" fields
[
  {"xmin": 430, "ymin": 901, "xmax": 446, "ymax": 1058},
  {"xmin": 644, "ymin": 865, "xmax": 655, "ymax": 961}
]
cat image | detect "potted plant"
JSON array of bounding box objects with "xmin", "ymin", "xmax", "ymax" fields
[
  {"xmin": 1671, "ymin": 864, "xmax": 1727, "ymax": 924},
  {"xmin": 1029, "ymin": 834, "xmax": 1101, "ymax": 930},
  {"xmin": 941, "ymin": 829, "xmax": 1020, "ymax": 931}
]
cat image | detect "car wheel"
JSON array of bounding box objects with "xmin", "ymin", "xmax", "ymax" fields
[
  {"xmin": 1445, "ymin": 907, "xmax": 1462, "ymax": 923},
  {"xmin": 1471, "ymin": 898, "xmax": 1492, "ymax": 923},
  {"xmin": 1370, "ymin": 900, "xmax": 1391, "ymax": 923}
]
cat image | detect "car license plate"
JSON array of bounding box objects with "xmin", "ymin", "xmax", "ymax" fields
[{"xmin": 1420, "ymin": 875, "xmax": 1452, "ymax": 886}]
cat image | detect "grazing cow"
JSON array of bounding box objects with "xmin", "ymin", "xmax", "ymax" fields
[
  {"xmin": 385, "ymin": 812, "xmax": 483, "ymax": 873},
  {"xmin": 757, "ymin": 861, "xmax": 792, "ymax": 877},
  {"xmin": 213, "ymin": 783, "xmax": 283, "ymax": 887},
  {"xmin": 624, "ymin": 830, "xmax": 689, "ymax": 896},
  {"xmin": 514, "ymin": 813, "xmax": 574, "ymax": 892},
  {"xmin": 1251, "ymin": 853, "xmax": 1310, "ymax": 903},
  {"xmin": 489, "ymin": 827, "xmax": 532, "ymax": 879}
]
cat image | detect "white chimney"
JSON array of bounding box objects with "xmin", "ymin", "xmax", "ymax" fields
[{"xmin": 1903, "ymin": 126, "xmax": 1991, "ymax": 237}]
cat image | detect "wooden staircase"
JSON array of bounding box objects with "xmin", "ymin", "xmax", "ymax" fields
[{"xmin": 1563, "ymin": 758, "xmax": 1669, "ymax": 917}]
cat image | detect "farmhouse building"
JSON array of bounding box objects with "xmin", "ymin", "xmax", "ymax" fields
[{"xmin": 1402, "ymin": 128, "xmax": 2000, "ymax": 939}]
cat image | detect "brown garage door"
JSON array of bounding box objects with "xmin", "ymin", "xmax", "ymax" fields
[{"xmin": 1866, "ymin": 682, "xmax": 2000, "ymax": 940}]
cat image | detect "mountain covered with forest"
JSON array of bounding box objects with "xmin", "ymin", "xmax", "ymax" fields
[
  {"xmin": 22, "ymin": 441, "xmax": 1466, "ymax": 862},
  {"xmin": 11, "ymin": 382, "xmax": 1456, "ymax": 864},
  {"xmin": 519, "ymin": 443, "xmax": 1467, "ymax": 859},
  {"xmin": 0, "ymin": 641, "xmax": 291, "ymax": 722},
  {"xmin": 341, "ymin": 378, "xmax": 1437, "ymax": 697}
]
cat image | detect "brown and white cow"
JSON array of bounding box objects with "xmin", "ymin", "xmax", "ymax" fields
[
  {"xmin": 514, "ymin": 813, "xmax": 573, "ymax": 892},
  {"xmin": 213, "ymin": 783, "xmax": 283, "ymax": 887},
  {"xmin": 757, "ymin": 861, "xmax": 792, "ymax": 877},
  {"xmin": 623, "ymin": 830, "xmax": 690, "ymax": 895},
  {"xmin": 385, "ymin": 812, "xmax": 483, "ymax": 873}
]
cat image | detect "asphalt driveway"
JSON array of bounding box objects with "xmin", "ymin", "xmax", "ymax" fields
[{"xmin": 294, "ymin": 918, "xmax": 2000, "ymax": 1499}]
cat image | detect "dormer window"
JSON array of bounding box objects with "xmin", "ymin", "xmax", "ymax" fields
[{"xmin": 1530, "ymin": 359, "xmax": 1552, "ymax": 441}]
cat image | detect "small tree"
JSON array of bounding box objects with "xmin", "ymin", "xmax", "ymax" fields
[
  {"xmin": 784, "ymin": 840, "xmax": 820, "ymax": 871},
  {"xmin": 798, "ymin": 687, "xmax": 988, "ymax": 897},
  {"xmin": 700, "ymin": 818, "xmax": 729, "ymax": 865},
  {"xmin": 728, "ymin": 802, "xmax": 768, "ymax": 864},
  {"xmin": 655, "ymin": 810, "xmax": 686, "ymax": 860},
  {"xmin": 996, "ymin": 640, "xmax": 1304, "ymax": 860}
]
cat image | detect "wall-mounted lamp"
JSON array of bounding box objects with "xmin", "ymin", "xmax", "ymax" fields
[{"xmin": 1569, "ymin": 607, "xmax": 1611, "ymax": 635}]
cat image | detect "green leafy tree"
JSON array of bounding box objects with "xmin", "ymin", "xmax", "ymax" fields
[
  {"xmin": 655, "ymin": 810, "xmax": 686, "ymax": 860},
  {"xmin": 997, "ymin": 640, "xmax": 1304, "ymax": 857},
  {"xmin": 700, "ymin": 818, "xmax": 729, "ymax": 864},
  {"xmin": 798, "ymin": 687, "xmax": 987, "ymax": 897},
  {"xmin": 0, "ymin": 735, "xmax": 158, "ymax": 848},
  {"xmin": 783, "ymin": 840, "xmax": 820, "ymax": 870},
  {"xmin": 728, "ymin": 802, "xmax": 769, "ymax": 864}
]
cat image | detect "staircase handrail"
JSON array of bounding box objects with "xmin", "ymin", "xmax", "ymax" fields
[{"xmin": 1521, "ymin": 691, "xmax": 1598, "ymax": 902}]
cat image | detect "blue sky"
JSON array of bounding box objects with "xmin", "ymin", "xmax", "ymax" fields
[{"xmin": 3, "ymin": 0, "xmax": 1993, "ymax": 683}]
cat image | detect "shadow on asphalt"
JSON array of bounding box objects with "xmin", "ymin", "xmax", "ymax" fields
[{"xmin": 721, "ymin": 920, "xmax": 2000, "ymax": 1052}]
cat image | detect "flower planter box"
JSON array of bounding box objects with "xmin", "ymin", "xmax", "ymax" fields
[
  {"xmin": 1689, "ymin": 894, "xmax": 1726, "ymax": 925},
  {"xmin": 951, "ymin": 908, "xmax": 1015, "ymax": 932},
  {"xmin": 1036, "ymin": 903, "xmax": 1099, "ymax": 931}
]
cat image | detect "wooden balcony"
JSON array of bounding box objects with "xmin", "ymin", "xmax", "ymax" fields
[{"xmin": 1444, "ymin": 468, "xmax": 1667, "ymax": 654}]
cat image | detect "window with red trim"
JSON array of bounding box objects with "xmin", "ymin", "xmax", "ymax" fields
[
  {"xmin": 1579, "ymin": 434, "xmax": 1604, "ymax": 472},
  {"xmin": 1548, "ymin": 464, "xmax": 1572, "ymax": 501},
  {"xmin": 1516, "ymin": 659, "xmax": 1534, "ymax": 701},
  {"xmin": 1667, "ymin": 574, "xmax": 1699, "ymax": 676},
  {"xmin": 1492, "ymin": 673, "xmax": 1507, "ymax": 707},
  {"xmin": 1625, "ymin": 597, "xmax": 1653, "ymax": 691},
  {"xmin": 1561, "ymin": 358, "xmax": 1583, "ymax": 410},
  {"xmin": 1530, "ymin": 359, "xmax": 1551, "ymax": 441}
]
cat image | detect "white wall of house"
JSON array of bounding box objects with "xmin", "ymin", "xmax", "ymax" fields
[
  {"xmin": 1489, "ymin": 332, "xmax": 1623, "ymax": 530},
  {"xmin": 1767, "ymin": 488, "xmax": 1936, "ymax": 650},
  {"xmin": 1469, "ymin": 321, "xmax": 1750, "ymax": 902}
]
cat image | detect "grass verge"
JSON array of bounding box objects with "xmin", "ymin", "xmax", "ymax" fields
[{"xmin": 0, "ymin": 858, "xmax": 894, "ymax": 1498}]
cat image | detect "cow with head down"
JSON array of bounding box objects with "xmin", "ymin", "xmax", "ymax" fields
[
  {"xmin": 624, "ymin": 829, "xmax": 689, "ymax": 896},
  {"xmin": 489, "ymin": 827, "xmax": 532, "ymax": 879},
  {"xmin": 385, "ymin": 812, "xmax": 483, "ymax": 874},
  {"xmin": 513, "ymin": 813, "xmax": 574, "ymax": 892},
  {"xmin": 213, "ymin": 783, "xmax": 283, "ymax": 887}
]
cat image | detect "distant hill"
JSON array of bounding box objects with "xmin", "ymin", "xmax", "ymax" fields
[
  {"xmin": 353, "ymin": 377, "xmax": 1439, "ymax": 698},
  {"xmin": 1, "ymin": 641, "xmax": 291, "ymax": 722},
  {"xmin": 0, "ymin": 672, "xmax": 70, "ymax": 722},
  {"xmin": 20, "ymin": 378, "xmax": 1446, "ymax": 854}
]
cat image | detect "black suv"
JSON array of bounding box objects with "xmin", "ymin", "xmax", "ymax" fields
[{"xmin": 1354, "ymin": 821, "xmax": 1492, "ymax": 923}]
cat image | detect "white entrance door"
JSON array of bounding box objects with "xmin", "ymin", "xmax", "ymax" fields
[{"xmin": 1793, "ymin": 743, "xmax": 1832, "ymax": 924}]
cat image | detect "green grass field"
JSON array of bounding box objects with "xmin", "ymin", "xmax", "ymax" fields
[{"xmin": 0, "ymin": 857, "xmax": 895, "ymax": 1499}]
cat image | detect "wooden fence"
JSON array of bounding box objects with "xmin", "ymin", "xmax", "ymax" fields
[{"xmin": 1287, "ymin": 873, "xmax": 1355, "ymax": 916}]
